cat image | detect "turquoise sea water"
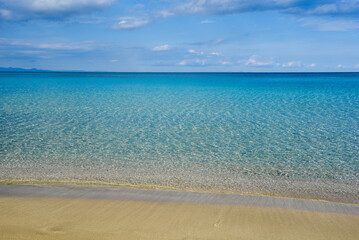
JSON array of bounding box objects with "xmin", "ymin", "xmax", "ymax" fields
[{"xmin": 0, "ymin": 72, "xmax": 358, "ymax": 202}]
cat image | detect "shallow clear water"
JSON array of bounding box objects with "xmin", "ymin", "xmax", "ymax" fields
[{"xmin": 1, "ymin": 72, "xmax": 358, "ymax": 202}]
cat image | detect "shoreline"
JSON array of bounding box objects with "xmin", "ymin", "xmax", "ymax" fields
[
  {"xmin": 1, "ymin": 178, "xmax": 358, "ymax": 206},
  {"xmin": 2, "ymin": 164, "xmax": 358, "ymax": 204},
  {"xmin": 1, "ymin": 183, "xmax": 358, "ymax": 215}
]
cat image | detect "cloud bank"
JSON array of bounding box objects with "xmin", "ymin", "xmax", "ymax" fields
[
  {"xmin": 0, "ymin": 0, "xmax": 115, "ymax": 20},
  {"xmin": 111, "ymin": 0, "xmax": 359, "ymax": 30},
  {"xmin": 172, "ymin": 0, "xmax": 359, "ymax": 17}
]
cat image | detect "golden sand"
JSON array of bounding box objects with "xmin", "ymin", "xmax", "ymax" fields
[{"xmin": 0, "ymin": 197, "xmax": 358, "ymax": 240}]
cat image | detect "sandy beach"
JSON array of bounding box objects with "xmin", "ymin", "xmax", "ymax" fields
[{"xmin": 0, "ymin": 184, "xmax": 358, "ymax": 240}]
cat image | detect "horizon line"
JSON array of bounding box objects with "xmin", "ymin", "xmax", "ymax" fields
[{"xmin": 1, "ymin": 70, "xmax": 359, "ymax": 74}]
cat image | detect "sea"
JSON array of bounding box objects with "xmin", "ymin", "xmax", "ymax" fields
[{"xmin": 0, "ymin": 72, "xmax": 358, "ymax": 203}]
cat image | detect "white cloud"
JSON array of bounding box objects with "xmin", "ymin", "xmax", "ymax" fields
[
  {"xmin": 155, "ymin": 9, "xmax": 175, "ymax": 18},
  {"xmin": 245, "ymin": 55, "xmax": 274, "ymax": 66},
  {"xmin": 210, "ymin": 52, "xmax": 221, "ymax": 56},
  {"xmin": 308, "ymin": 63, "xmax": 316, "ymax": 67},
  {"xmin": 336, "ymin": 63, "xmax": 359, "ymax": 69},
  {"xmin": 244, "ymin": 56, "xmax": 306, "ymax": 68},
  {"xmin": 221, "ymin": 61, "xmax": 231, "ymax": 65},
  {"xmin": 133, "ymin": 4, "xmax": 145, "ymax": 9},
  {"xmin": 112, "ymin": 17, "xmax": 150, "ymax": 29},
  {"xmin": 0, "ymin": 0, "xmax": 115, "ymax": 20},
  {"xmin": 178, "ymin": 58, "xmax": 207, "ymax": 66},
  {"xmin": 282, "ymin": 61, "xmax": 301, "ymax": 67},
  {"xmin": 299, "ymin": 18, "xmax": 359, "ymax": 31},
  {"xmin": 152, "ymin": 44, "xmax": 170, "ymax": 51},
  {"xmin": 0, "ymin": 8, "xmax": 11, "ymax": 20},
  {"xmin": 307, "ymin": 4, "xmax": 338, "ymax": 15},
  {"xmin": 110, "ymin": 59, "xmax": 118, "ymax": 62},
  {"xmin": 195, "ymin": 59, "xmax": 206, "ymax": 65},
  {"xmin": 188, "ymin": 49, "xmax": 204, "ymax": 55},
  {"xmin": 212, "ymin": 38, "xmax": 226, "ymax": 45}
]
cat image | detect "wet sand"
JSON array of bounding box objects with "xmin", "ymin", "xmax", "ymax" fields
[{"xmin": 0, "ymin": 184, "xmax": 358, "ymax": 240}]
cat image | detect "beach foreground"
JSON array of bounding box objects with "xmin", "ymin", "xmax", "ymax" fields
[{"xmin": 0, "ymin": 184, "xmax": 358, "ymax": 240}]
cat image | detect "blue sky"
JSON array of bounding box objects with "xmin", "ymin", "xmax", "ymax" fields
[{"xmin": 0, "ymin": 0, "xmax": 358, "ymax": 72}]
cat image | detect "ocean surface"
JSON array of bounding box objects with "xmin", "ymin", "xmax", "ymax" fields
[{"xmin": 0, "ymin": 72, "xmax": 358, "ymax": 203}]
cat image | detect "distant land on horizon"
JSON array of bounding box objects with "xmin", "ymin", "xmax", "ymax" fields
[
  {"xmin": 0, "ymin": 67, "xmax": 358, "ymax": 74},
  {"xmin": 0, "ymin": 67, "xmax": 51, "ymax": 72}
]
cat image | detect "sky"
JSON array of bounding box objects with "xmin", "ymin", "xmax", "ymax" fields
[{"xmin": 0, "ymin": 0, "xmax": 359, "ymax": 72}]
